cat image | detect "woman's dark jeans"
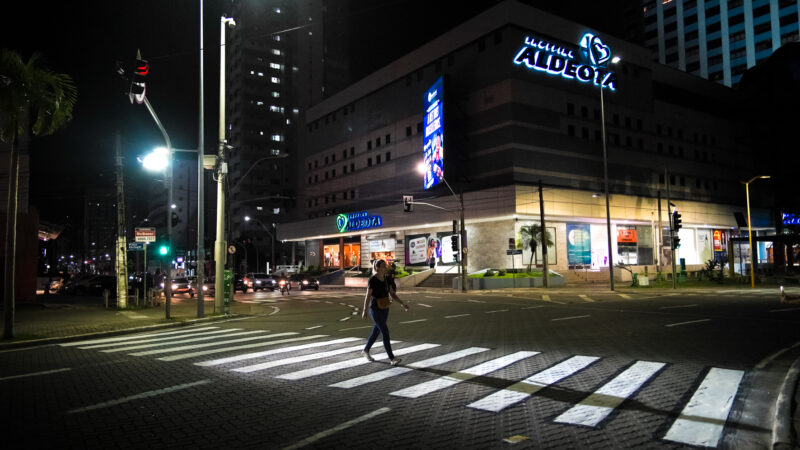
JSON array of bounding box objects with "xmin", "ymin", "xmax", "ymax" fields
[{"xmin": 365, "ymin": 305, "xmax": 394, "ymax": 359}]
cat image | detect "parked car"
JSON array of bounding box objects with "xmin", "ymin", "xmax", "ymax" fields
[
  {"xmin": 65, "ymin": 275, "xmax": 117, "ymax": 296},
  {"xmin": 290, "ymin": 274, "xmax": 320, "ymax": 291},
  {"xmin": 243, "ymin": 272, "xmax": 276, "ymax": 291}
]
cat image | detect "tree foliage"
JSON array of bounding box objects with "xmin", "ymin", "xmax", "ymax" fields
[{"xmin": 519, "ymin": 223, "xmax": 554, "ymax": 272}]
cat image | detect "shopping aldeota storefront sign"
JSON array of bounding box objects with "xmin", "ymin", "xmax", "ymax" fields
[
  {"xmin": 513, "ymin": 32, "xmax": 618, "ymax": 91},
  {"xmin": 336, "ymin": 211, "xmax": 382, "ymax": 233}
]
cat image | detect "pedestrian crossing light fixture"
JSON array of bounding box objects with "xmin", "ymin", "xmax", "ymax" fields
[
  {"xmin": 672, "ymin": 211, "xmax": 682, "ymax": 233},
  {"xmin": 451, "ymin": 235, "xmax": 459, "ymax": 253},
  {"xmin": 403, "ymin": 195, "xmax": 413, "ymax": 212}
]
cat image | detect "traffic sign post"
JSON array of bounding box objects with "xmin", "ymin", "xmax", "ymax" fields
[{"xmin": 223, "ymin": 269, "xmax": 233, "ymax": 314}]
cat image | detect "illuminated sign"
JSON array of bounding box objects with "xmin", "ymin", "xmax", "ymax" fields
[
  {"xmin": 336, "ymin": 211, "xmax": 382, "ymax": 233},
  {"xmin": 423, "ymin": 76, "xmax": 445, "ymax": 189},
  {"xmin": 784, "ymin": 213, "xmax": 800, "ymax": 225},
  {"xmin": 513, "ymin": 33, "xmax": 618, "ymax": 91}
]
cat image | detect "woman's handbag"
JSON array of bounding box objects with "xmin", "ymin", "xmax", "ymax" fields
[{"xmin": 375, "ymin": 296, "xmax": 392, "ymax": 309}]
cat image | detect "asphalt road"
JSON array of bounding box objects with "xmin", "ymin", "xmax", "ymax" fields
[{"xmin": 2, "ymin": 287, "xmax": 798, "ymax": 449}]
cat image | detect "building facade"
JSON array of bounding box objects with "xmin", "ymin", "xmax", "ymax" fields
[
  {"xmin": 279, "ymin": 0, "xmax": 771, "ymax": 279},
  {"xmin": 642, "ymin": 0, "xmax": 800, "ymax": 86}
]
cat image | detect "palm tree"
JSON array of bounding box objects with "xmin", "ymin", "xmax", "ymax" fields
[
  {"xmin": 519, "ymin": 223, "xmax": 554, "ymax": 272},
  {"xmin": 1, "ymin": 49, "xmax": 77, "ymax": 338}
]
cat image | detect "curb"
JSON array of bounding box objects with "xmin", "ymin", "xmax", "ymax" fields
[
  {"xmin": 773, "ymin": 356, "xmax": 800, "ymax": 449},
  {"xmin": 0, "ymin": 313, "xmax": 245, "ymax": 351}
]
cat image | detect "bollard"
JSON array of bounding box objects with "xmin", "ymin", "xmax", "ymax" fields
[{"xmin": 103, "ymin": 289, "xmax": 109, "ymax": 309}]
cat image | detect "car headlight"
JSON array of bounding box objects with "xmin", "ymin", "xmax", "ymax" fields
[
  {"xmin": 256, "ymin": 280, "xmax": 261, "ymax": 285},
  {"xmin": 302, "ymin": 280, "xmax": 308, "ymax": 285},
  {"xmin": 202, "ymin": 285, "xmax": 208, "ymax": 291},
  {"xmin": 172, "ymin": 284, "xmax": 178, "ymax": 290}
]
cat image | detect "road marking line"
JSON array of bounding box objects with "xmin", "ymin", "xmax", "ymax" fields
[
  {"xmin": 445, "ymin": 314, "xmax": 470, "ymax": 319},
  {"xmin": 160, "ymin": 335, "xmax": 325, "ymax": 362},
  {"xmin": 0, "ymin": 367, "xmax": 71, "ymax": 382},
  {"xmin": 467, "ymin": 355, "xmax": 600, "ymax": 412},
  {"xmin": 195, "ymin": 337, "xmax": 359, "ymax": 366},
  {"xmin": 327, "ymin": 346, "xmax": 488, "ymax": 388},
  {"xmin": 338, "ymin": 326, "xmax": 372, "ymax": 332},
  {"xmin": 281, "ymin": 407, "xmax": 391, "ymax": 450},
  {"xmin": 390, "ymin": 351, "xmax": 539, "ymax": 398},
  {"xmin": 129, "ymin": 332, "xmax": 298, "ymax": 356},
  {"xmin": 770, "ymin": 307, "xmax": 800, "ymax": 313},
  {"xmin": 99, "ymin": 330, "xmax": 260, "ymax": 353},
  {"xmin": 60, "ymin": 327, "xmax": 220, "ymax": 347},
  {"xmin": 660, "ymin": 304, "xmax": 697, "ymax": 310},
  {"xmin": 665, "ymin": 319, "xmax": 711, "ymax": 327},
  {"xmin": 425, "ymin": 296, "xmax": 441, "ymax": 299},
  {"xmin": 579, "ymin": 295, "xmax": 595, "ymax": 302},
  {"xmin": 554, "ymin": 361, "xmax": 666, "ymax": 427},
  {"xmin": 78, "ymin": 328, "xmax": 240, "ymax": 350},
  {"xmin": 67, "ymin": 379, "xmax": 212, "ymax": 414},
  {"xmin": 522, "ymin": 306, "xmax": 547, "ymax": 310},
  {"xmin": 339, "ymin": 316, "xmax": 352, "ymax": 322},
  {"xmin": 305, "ymin": 325, "xmax": 323, "ymax": 330},
  {"xmin": 282, "ymin": 344, "xmax": 439, "ymax": 381},
  {"xmin": 232, "ymin": 343, "xmax": 399, "ymax": 374},
  {"xmin": 120, "ymin": 311, "xmax": 148, "ymax": 319},
  {"xmin": 617, "ymin": 293, "xmax": 632, "ymax": 300},
  {"xmin": 269, "ymin": 306, "xmax": 280, "ymax": 316},
  {"xmin": 542, "ymin": 294, "xmax": 551, "ymax": 301},
  {"xmin": 399, "ymin": 319, "xmax": 428, "ymax": 324},
  {"xmin": 485, "ymin": 309, "xmax": 509, "ymax": 314},
  {"xmin": 417, "ymin": 303, "xmax": 433, "ymax": 308},
  {"xmin": 551, "ymin": 315, "xmax": 591, "ymax": 322},
  {"xmin": 663, "ymin": 368, "xmax": 744, "ymax": 447},
  {"xmin": 467, "ymin": 299, "xmax": 486, "ymax": 303}
]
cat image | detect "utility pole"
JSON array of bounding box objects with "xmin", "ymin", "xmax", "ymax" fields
[
  {"xmin": 657, "ymin": 190, "xmax": 662, "ymax": 279},
  {"xmin": 196, "ymin": 0, "xmax": 205, "ymax": 318},
  {"xmin": 539, "ymin": 180, "xmax": 548, "ymax": 288},
  {"xmin": 114, "ymin": 132, "xmax": 129, "ymax": 308},
  {"xmin": 666, "ymin": 168, "xmax": 677, "ymax": 289},
  {"xmin": 459, "ymin": 190, "xmax": 467, "ymax": 293}
]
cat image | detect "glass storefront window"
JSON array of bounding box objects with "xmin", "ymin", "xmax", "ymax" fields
[
  {"xmin": 323, "ymin": 244, "xmax": 340, "ymax": 267},
  {"xmin": 369, "ymin": 239, "xmax": 396, "ymax": 265},
  {"xmin": 343, "ymin": 243, "xmax": 361, "ymax": 267}
]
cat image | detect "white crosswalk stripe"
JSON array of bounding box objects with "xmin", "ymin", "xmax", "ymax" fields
[
  {"xmin": 467, "ymin": 355, "xmax": 600, "ymax": 412},
  {"xmin": 99, "ymin": 330, "xmax": 261, "ymax": 353},
  {"xmin": 129, "ymin": 332, "xmax": 299, "ymax": 357},
  {"xmin": 663, "ymin": 368, "xmax": 744, "ymax": 447},
  {"xmin": 328, "ymin": 347, "xmax": 490, "ymax": 389},
  {"xmin": 158, "ymin": 335, "xmax": 326, "ymax": 362},
  {"xmin": 281, "ymin": 344, "xmax": 440, "ymax": 381},
  {"xmin": 195, "ymin": 337, "xmax": 360, "ymax": 367},
  {"xmin": 232, "ymin": 343, "xmax": 398, "ymax": 374},
  {"xmin": 554, "ymin": 361, "xmax": 666, "ymax": 427},
  {"xmin": 60, "ymin": 326, "xmax": 220, "ymax": 347},
  {"xmin": 390, "ymin": 351, "xmax": 540, "ymax": 399},
  {"xmin": 78, "ymin": 328, "xmax": 239, "ymax": 350}
]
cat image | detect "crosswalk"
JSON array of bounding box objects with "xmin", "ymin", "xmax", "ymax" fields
[{"xmin": 61, "ymin": 326, "xmax": 745, "ymax": 448}]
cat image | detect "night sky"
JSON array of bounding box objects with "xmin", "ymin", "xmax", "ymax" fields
[{"xmin": 3, "ymin": 1, "xmax": 623, "ymax": 224}]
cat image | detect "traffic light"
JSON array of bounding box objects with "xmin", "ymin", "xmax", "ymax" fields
[
  {"xmin": 451, "ymin": 235, "xmax": 459, "ymax": 252},
  {"xmin": 158, "ymin": 243, "xmax": 170, "ymax": 256},
  {"xmin": 403, "ymin": 195, "xmax": 413, "ymax": 212},
  {"xmin": 673, "ymin": 234, "xmax": 681, "ymax": 249},
  {"xmin": 129, "ymin": 49, "xmax": 148, "ymax": 104},
  {"xmin": 672, "ymin": 211, "xmax": 682, "ymax": 232}
]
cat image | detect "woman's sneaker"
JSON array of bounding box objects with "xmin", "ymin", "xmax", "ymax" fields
[
  {"xmin": 390, "ymin": 357, "xmax": 402, "ymax": 366},
  {"xmin": 361, "ymin": 351, "xmax": 374, "ymax": 362}
]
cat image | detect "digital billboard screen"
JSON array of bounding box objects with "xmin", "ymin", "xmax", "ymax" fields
[{"xmin": 423, "ymin": 77, "xmax": 444, "ymax": 189}]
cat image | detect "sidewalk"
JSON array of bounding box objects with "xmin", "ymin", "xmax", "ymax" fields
[{"xmin": 0, "ymin": 293, "xmax": 267, "ymax": 348}]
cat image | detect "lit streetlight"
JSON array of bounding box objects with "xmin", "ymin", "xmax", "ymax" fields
[
  {"xmin": 744, "ymin": 175, "xmax": 770, "ymax": 288},
  {"xmin": 600, "ymin": 55, "xmax": 621, "ymax": 291}
]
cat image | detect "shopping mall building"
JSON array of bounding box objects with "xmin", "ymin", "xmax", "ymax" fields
[{"xmin": 277, "ymin": 0, "xmax": 773, "ymax": 279}]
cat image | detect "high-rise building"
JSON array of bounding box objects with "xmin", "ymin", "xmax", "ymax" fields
[
  {"xmin": 641, "ymin": 0, "xmax": 800, "ymax": 86},
  {"xmin": 225, "ymin": 0, "xmax": 351, "ymax": 271}
]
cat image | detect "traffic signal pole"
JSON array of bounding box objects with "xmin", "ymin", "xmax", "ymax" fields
[{"xmin": 666, "ymin": 168, "xmax": 676, "ymax": 290}]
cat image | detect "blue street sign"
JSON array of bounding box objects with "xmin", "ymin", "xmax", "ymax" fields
[
  {"xmin": 128, "ymin": 242, "xmax": 144, "ymax": 251},
  {"xmin": 506, "ymin": 249, "xmax": 522, "ymax": 255}
]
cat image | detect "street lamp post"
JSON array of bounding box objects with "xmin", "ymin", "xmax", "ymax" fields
[
  {"xmin": 214, "ymin": 15, "xmax": 236, "ymax": 313},
  {"xmin": 197, "ymin": 0, "xmax": 206, "ymax": 318},
  {"xmin": 745, "ymin": 175, "xmax": 770, "ymax": 288},
  {"xmin": 600, "ymin": 56, "xmax": 621, "ymax": 291},
  {"xmin": 244, "ymin": 216, "xmax": 275, "ymax": 274}
]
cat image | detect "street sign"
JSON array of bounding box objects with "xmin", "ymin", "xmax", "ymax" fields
[
  {"xmin": 128, "ymin": 242, "xmax": 144, "ymax": 251},
  {"xmin": 135, "ymin": 227, "xmax": 156, "ymax": 243},
  {"xmin": 228, "ymin": 245, "xmax": 236, "ymax": 254},
  {"xmin": 506, "ymin": 249, "xmax": 522, "ymax": 255}
]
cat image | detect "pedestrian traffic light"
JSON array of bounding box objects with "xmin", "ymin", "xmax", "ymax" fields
[
  {"xmin": 129, "ymin": 49, "xmax": 148, "ymax": 104},
  {"xmin": 673, "ymin": 211, "xmax": 682, "ymax": 232},
  {"xmin": 673, "ymin": 234, "xmax": 681, "ymax": 249},
  {"xmin": 451, "ymin": 235, "xmax": 459, "ymax": 252},
  {"xmin": 403, "ymin": 195, "xmax": 413, "ymax": 212}
]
